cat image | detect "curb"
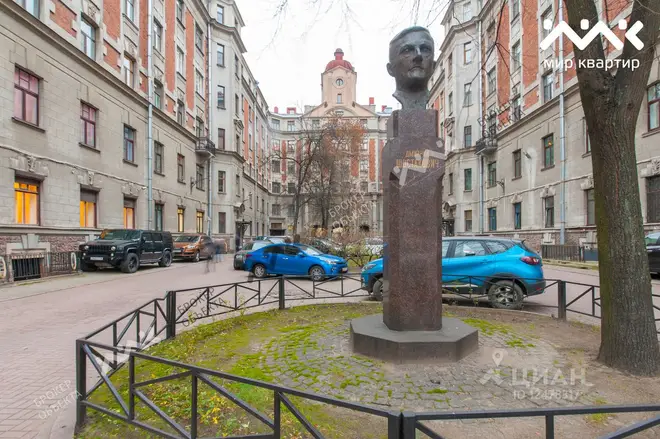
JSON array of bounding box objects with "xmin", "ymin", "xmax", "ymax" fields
[{"xmin": 544, "ymin": 259, "xmax": 599, "ymax": 271}]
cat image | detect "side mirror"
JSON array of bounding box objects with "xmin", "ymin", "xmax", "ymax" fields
[
  {"xmin": 464, "ymin": 251, "xmax": 476, "ymax": 257},
  {"xmin": 141, "ymin": 237, "xmax": 146, "ymax": 243}
]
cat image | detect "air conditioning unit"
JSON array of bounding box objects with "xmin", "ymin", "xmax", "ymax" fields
[{"xmin": 368, "ymin": 182, "xmax": 380, "ymax": 193}]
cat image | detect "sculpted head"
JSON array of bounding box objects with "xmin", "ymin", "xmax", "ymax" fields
[{"xmin": 387, "ymin": 26, "xmax": 435, "ymax": 93}]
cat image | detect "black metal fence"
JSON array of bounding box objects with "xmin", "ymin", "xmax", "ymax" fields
[
  {"xmin": 75, "ymin": 274, "xmax": 660, "ymax": 439},
  {"xmin": 541, "ymin": 244, "xmax": 585, "ymax": 262},
  {"xmin": 7, "ymin": 251, "xmax": 80, "ymax": 282}
]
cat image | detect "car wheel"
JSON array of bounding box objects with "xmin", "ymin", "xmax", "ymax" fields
[
  {"xmin": 81, "ymin": 262, "xmax": 97, "ymax": 272},
  {"xmin": 253, "ymin": 264, "xmax": 267, "ymax": 278},
  {"xmin": 309, "ymin": 265, "xmax": 325, "ymax": 282},
  {"xmin": 193, "ymin": 251, "xmax": 200, "ymax": 263},
  {"xmin": 487, "ymin": 280, "xmax": 524, "ymax": 310},
  {"xmin": 372, "ymin": 278, "xmax": 383, "ymax": 302},
  {"xmin": 159, "ymin": 251, "xmax": 172, "ymax": 267},
  {"xmin": 120, "ymin": 253, "xmax": 140, "ymax": 274}
]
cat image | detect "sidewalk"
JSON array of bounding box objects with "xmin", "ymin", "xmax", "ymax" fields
[{"xmin": 543, "ymin": 259, "xmax": 598, "ymax": 271}]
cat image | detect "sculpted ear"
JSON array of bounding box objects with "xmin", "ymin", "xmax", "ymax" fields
[{"xmin": 386, "ymin": 63, "xmax": 394, "ymax": 78}]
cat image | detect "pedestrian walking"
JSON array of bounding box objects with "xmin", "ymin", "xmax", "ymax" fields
[{"xmin": 217, "ymin": 238, "xmax": 226, "ymax": 263}]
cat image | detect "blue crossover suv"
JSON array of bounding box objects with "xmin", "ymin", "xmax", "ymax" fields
[
  {"xmin": 243, "ymin": 243, "xmax": 349, "ymax": 281},
  {"xmin": 361, "ymin": 237, "xmax": 545, "ymax": 309}
]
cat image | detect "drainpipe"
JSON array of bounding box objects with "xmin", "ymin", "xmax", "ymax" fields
[
  {"xmin": 477, "ymin": 17, "xmax": 484, "ymax": 235},
  {"xmin": 558, "ymin": 0, "xmax": 566, "ymax": 244},
  {"xmin": 479, "ymin": 155, "xmax": 484, "ymax": 234},
  {"xmin": 146, "ymin": 0, "xmax": 154, "ymax": 229},
  {"xmin": 206, "ymin": 8, "xmax": 213, "ymax": 237}
]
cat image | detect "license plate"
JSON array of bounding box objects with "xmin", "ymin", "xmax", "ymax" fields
[
  {"xmin": 174, "ymin": 249, "xmax": 181, "ymax": 253},
  {"xmin": 90, "ymin": 257, "xmax": 104, "ymax": 261},
  {"xmin": 341, "ymin": 267, "xmax": 348, "ymax": 272}
]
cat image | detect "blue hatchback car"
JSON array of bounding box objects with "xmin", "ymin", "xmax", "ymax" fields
[
  {"xmin": 361, "ymin": 237, "xmax": 545, "ymax": 309},
  {"xmin": 243, "ymin": 243, "xmax": 349, "ymax": 281}
]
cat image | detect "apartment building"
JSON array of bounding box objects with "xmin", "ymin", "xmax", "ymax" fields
[
  {"xmin": 269, "ymin": 49, "xmax": 391, "ymax": 236},
  {"xmin": 0, "ymin": 0, "xmax": 271, "ymax": 271},
  {"xmin": 429, "ymin": 0, "xmax": 660, "ymax": 250}
]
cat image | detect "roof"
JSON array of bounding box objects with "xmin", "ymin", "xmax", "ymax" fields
[{"xmin": 325, "ymin": 48, "xmax": 354, "ymax": 72}]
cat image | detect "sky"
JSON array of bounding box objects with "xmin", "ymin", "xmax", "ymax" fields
[{"xmin": 238, "ymin": 0, "xmax": 447, "ymax": 113}]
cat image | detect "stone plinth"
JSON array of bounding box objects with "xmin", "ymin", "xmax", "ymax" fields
[
  {"xmin": 381, "ymin": 109, "xmax": 445, "ymax": 331},
  {"xmin": 350, "ymin": 314, "xmax": 478, "ymax": 363}
]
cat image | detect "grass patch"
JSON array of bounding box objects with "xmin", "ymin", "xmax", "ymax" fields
[{"xmin": 426, "ymin": 388, "xmax": 448, "ymax": 395}]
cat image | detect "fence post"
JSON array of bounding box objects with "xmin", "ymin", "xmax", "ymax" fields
[
  {"xmin": 387, "ymin": 412, "xmax": 402, "ymax": 438},
  {"xmin": 400, "ymin": 412, "xmax": 416, "ymax": 439},
  {"xmin": 166, "ymin": 291, "xmax": 177, "ymax": 339},
  {"xmin": 278, "ymin": 277, "xmax": 285, "ymax": 310},
  {"xmin": 557, "ymin": 281, "xmax": 567, "ymax": 321},
  {"xmin": 75, "ymin": 340, "xmax": 86, "ymax": 431}
]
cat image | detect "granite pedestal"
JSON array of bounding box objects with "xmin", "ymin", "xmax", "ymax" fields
[{"xmin": 351, "ymin": 314, "xmax": 479, "ymax": 363}]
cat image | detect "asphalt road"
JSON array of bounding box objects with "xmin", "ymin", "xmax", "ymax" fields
[{"xmin": 0, "ymin": 260, "xmax": 658, "ymax": 439}]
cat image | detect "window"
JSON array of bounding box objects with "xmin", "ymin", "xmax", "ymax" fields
[
  {"xmin": 337, "ymin": 93, "xmax": 342, "ymax": 104},
  {"xmin": 448, "ymin": 173, "xmax": 453, "ymax": 194},
  {"xmin": 336, "ymin": 78, "xmax": 344, "ymax": 86},
  {"xmin": 463, "ymin": 43, "xmax": 472, "ymax": 64},
  {"xmin": 464, "ymin": 125, "xmax": 472, "ymax": 147},
  {"xmin": 272, "ymin": 182, "xmax": 281, "ymax": 193},
  {"xmin": 272, "ymin": 204, "xmax": 281, "ymax": 216},
  {"xmin": 125, "ymin": 0, "xmax": 135, "ymax": 21},
  {"xmin": 272, "ymin": 160, "xmax": 281, "ymax": 172},
  {"xmin": 361, "ymin": 181, "xmax": 369, "ymax": 193},
  {"xmin": 196, "ymin": 164, "xmax": 205, "ymax": 190},
  {"xmin": 648, "ymin": 176, "xmax": 660, "ymax": 223},
  {"xmin": 513, "ymin": 202, "xmax": 522, "ymax": 229},
  {"xmin": 236, "ymin": 175, "xmax": 240, "ymax": 196},
  {"xmin": 81, "ymin": 18, "xmax": 96, "ymax": 59},
  {"xmin": 543, "ymin": 134, "xmax": 554, "ymax": 167},
  {"xmin": 177, "ymin": 100, "xmax": 185, "ymax": 125},
  {"xmin": 216, "ymin": 4, "xmax": 224, "ymax": 23},
  {"xmin": 541, "ymin": 8, "xmax": 552, "ymax": 39},
  {"xmin": 195, "ymin": 24, "xmax": 204, "ymax": 53},
  {"xmin": 177, "ymin": 154, "xmax": 185, "ymax": 182},
  {"xmin": 154, "ymin": 82, "xmax": 163, "ymax": 109},
  {"xmin": 464, "ymin": 168, "xmax": 472, "ymax": 191},
  {"xmin": 287, "ymin": 161, "xmax": 295, "ymax": 175},
  {"xmin": 272, "ymin": 119, "xmax": 280, "ymax": 130},
  {"xmin": 454, "ymin": 241, "xmax": 487, "ymax": 257},
  {"xmin": 154, "ymin": 203, "xmax": 164, "ymax": 231},
  {"xmin": 648, "ymin": 83, "xmax": 660, "ymax": 131},
  {"xmin": 287, "ymin": 204, "xmax": 295, "ymax": 217},
  {"xmin": 176, "ymin": 207, "xmax": 184, "ymax": 232},
  {"xmin": 217, "ymin": 170, "xmax": 226, "ymax": 192},
  {"xmin": 462, "ymin": 2, "xmax": 472, "ymax": 21},
  {"xmin": 464, "ymin": 210, "xmax": 472, "ymax": 232},
  {"xmin": 448, "ymin": 92, "xmax": 453, "ymax": 114},
  {"xmin": 217, "ymin": 128, "xmax": 225, "ymax": 150},
  {"xmin": 512, "ymin": 94, "xmax": 522, "ymax": 121},
  {"xmin": 176, "ymin": 47, "xmax": 184, "ymax": 74},
  {"xmin": 217, "ymin": 43, "xmax": 225, "ymax": 66},
  {"xmin": 234, "ymin": 55, "xmax": 239, "ymax": 77},
  {"xmin": 218, "ymin": 212, "xmax": 226, "ymax": 233},
  {"xmin": 543, "ymin": 72, "xmax": 554, "ymax": 102},
  {"xmin": 123, "ymin": 56, "xmax": 134, "ymax": 87},
  {"xmin": 13, "ymin": 67, "xmax": 39, "ymax": 126},
  {"xmin": 14, "ymin": 179, "xmax": 39, "ymax": 225},
  {"xmin": 361, "ymin": 139, "xmax": 369, "ymax": 151},
  {"xmin": 463, "ymin": 83, "xmax": 472, "ymax": 106},
  {"xmin": 153, "ymin": 20, "xmax": 163, "ymax": 52},
  {"xmin": 123, "ymin": 125, "xmax": 135, "ymax": 162},
  {"xmin": 488, "ymin": 208, "xmax": 497, "ymax": 231},
  {"xmin": 288, "ymin": 182, "xmax": 295, "ymax": 194},
  {"xmin": 196, "ymin": 211, "xmax": 204, "ymax": 233},
  {"xmin": 261, "ymin": 199, "xmax": 265, "ymax": 212},
  {"xmin": 124, "ymin": 198, "xmax": 135, "ymax": 229},
  {"xmin": 20, "ymin": 0, "xmax": 39, "ymax": 16},
  {"xmin": 586, "ymin": 189, "xmax": 595, "ymax": 226},
  {"xmin": 447, "ymin": 53, "xmax": 453, "ymax": 77},
  {"xmin": 512, "ymin": 0, "xmax": 520, "ymax": 18},
  {"xmin": 512, "ymin": 41, "xmax": 521, "ymax": 71},
  {"xmin": 176, "ymin": 0, "xmax": 183, "ymax": 22},
  {"xmin": 544, "ymin": 196, "xmax": 555, "ymax": 227},
  {"xmin": 513, "ymin": 150, "xmax": 522, "ymax": 178},
  {"xmin": 312, "ymin": 119, "xmax": 320, "ymax": 130},
  {"xmin": 195, "ymin": 69, "xmax": 204, "ymax": 95},
  {"xmin": 154, "ymin": 142, "xmax": 164, "ymax": 174},
  {"xmin": 487, "ymin": 68, "xmax": 496, "ymax": 95},
  {"xmin": 487, "ymin": 162, "xmax": 497, "ymax": 187},
  {"xmin": 234, "ymin": 94, "xmax": 240, "ymax": 113},
  {"xmin": 287, "ymin": 121, "xmax": 295, "ymax": 131},
  {"xmin": 360, "ymin": 160, "xmax": 368, "ymax": 172},
  {"xmin": 80, "ymin": 103, "xmax": 96, "ymax": 147}
]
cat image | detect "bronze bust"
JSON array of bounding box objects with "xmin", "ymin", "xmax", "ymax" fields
[{"xmin": 387, "ymin": 26, "xmax": 435, "ymax": 110}]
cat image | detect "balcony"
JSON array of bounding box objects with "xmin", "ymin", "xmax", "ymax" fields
[
  {"xmin": 195, "ymin": 137, "xmax": 216, "ymax": 157},
  {"xmin": 475, "ymin": 134, "xmax": 497, "ymax": 155}
]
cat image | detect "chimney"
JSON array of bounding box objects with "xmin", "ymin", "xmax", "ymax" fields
[
  {"xmin": 274, "ymin": 106, "xmax": 279, "ymax": 113},
  {"xmin": 287, "ymin": 107, "xmax": 296, "ymax": 114},
  {"xmin": 369, "ymin": 97, "xmax": 375, "ymax": 105},
  {"xmin": 381, "ymin": 105, "xmax": 387, "ymax": 112}
]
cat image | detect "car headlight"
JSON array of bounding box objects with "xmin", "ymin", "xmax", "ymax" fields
[
  {"xmin": 363, "ymin": 263, "xmax": 376, "ymax": 271},
  {"xmin": 110, "ymin": 246, "xmax": 116, "ymax": 251},
  {"xmin": 84, "ymin": 245, "xmax": 89, "ymax": 250}
]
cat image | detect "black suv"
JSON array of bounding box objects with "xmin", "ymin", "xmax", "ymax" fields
[{"xmin": 80, "ymin": 229, "xmax": 174, "ymax": 273}]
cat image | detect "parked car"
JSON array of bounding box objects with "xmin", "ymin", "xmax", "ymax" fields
[
  {"xmin": 364, "ymin": 237, "xmax": 384, "ymax": 256},
  {"xmin": 360, "ymin": 237, "xmax": 545, "ymax": 310},
  {"xmin": 243, "ymin": 243, "xmax": 348, "ymax": 281},
  {"xmin": 234, "ymin": 240, "xmax": 272, "ymax": 270},
  {"xmin": 254, "ymin": 236, "xmax": 289, "ymax": 244},
  {"xmin": 80, "ymin": 229, "xmax": 173, "ymax": 273},
  {"xmin": 173, "ymin": 234, "xmax": 215, "ymax": 262},
  {"xmin": 306, "ymin": 238, "xmax": 342, "ymax": 255},
  {"xmin": 645, "ymin": 232, "xmax": 660, "ymax": 273}
]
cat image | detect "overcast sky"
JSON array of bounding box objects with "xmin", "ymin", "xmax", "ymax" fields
[{"xmin": 239, "ymin": 0, "xmax": 446, "ymax": 113}]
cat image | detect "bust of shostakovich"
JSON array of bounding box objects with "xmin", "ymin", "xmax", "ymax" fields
[{"xmin": 387, "ymin": 26, "xmax": 435, "ymax": 110}]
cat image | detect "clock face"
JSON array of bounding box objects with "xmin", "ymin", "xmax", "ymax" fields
[{"xmin": 336, "ymin": 78, "xmax": 344, "ymax": 86}]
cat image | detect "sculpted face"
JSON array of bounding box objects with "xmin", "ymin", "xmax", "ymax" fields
[{"xmin": 387, "ymin": 30, "xmax": 435, "ymax": 92}]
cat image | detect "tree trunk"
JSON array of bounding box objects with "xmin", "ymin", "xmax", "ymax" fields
[{"xmin": 566, "ymin": 0, "xmax": 660, "ymax": 376}]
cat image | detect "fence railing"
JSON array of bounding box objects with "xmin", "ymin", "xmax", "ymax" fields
[
  {"xmin": 75, "ymin": 274, "xmax": 660, "ymax": 439},
  {"xmin": 541, "ymin": 244, "xmax": 585, "ymax": 262},
  {"xmin": 7, "ymin": 251, "xmax": 80, "ymax": 282}
]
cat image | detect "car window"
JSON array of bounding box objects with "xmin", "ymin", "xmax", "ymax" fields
[
  {"xmin": 296, "ymin": 244, "xmax": 323, "ymax": 256},
  {"xmin": 152, "ymin": 233, "xmax": 163, "ymax": 242},
  {"xmin": 142, "ymin": 232, "xmax": 153, "ymax": 243},
  {"xmin": 442, "ymin": 241, "xmax": 450, "ymax": 257},
  {"xmin": 284, "ymin": 245, "xmax": 300, "ymax": 255},
  {"xmin": 645, "ymin": 234, "xmax": 660, "ymax": 246},
  {"xmin": 243, "ymin": 243, "xmax": 253, "ymax": 251},
  {"xmin": 484, "ymin": 241, "xmax": 509, "ymax": 254},
  {"xmin": 453, "ymin": 241, "xmax": 487, "ymax": 258},
  {"xmin": 253, "ymin": 241, "xmax": 270, "ymax": 250},
  {"xmin": 263, "ymin": 245, "xmax": 285, "ymax": 254}
]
